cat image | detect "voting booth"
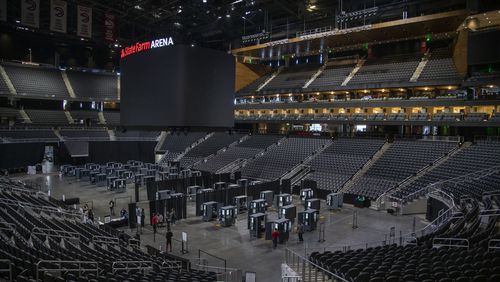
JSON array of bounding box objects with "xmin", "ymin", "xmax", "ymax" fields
[
  {"xmin": 219, "ymin": 205, "xmax": 237, "ymax": 227},
  {"xmin": 265, "ymin": 218, "xmax": 292, "ymax": 243},
  {"xmin": 300, "ymin": 188, "xmax": 314, "ymax": 203},
  {"xmin": 298, "ymin": 209, "xmax": 319, "ymax": 231},
  {"xmin": 260, "ymin": 190, "xmax": 274, "ymax": 207},
  {"xmin": 202, "ymin": 201, "xmax": 221, "ymax": 221},
  {"xmin": 249, "ymin": 213, "xmax": 266, "ymax": 238},
  {"xmin": 278, "ymin": 205, "xmax": 296, "ymax": 223},
  {"xmin": 274, "ymin": 193, "xmax": 292, "ymax": 208},
  {"xmin": 305, "ymin": 198, "xmax": 320, "ymax": 210},
  {"xmin": 326, "ymin": 193, "xmax": 343, "ymax": 209}
]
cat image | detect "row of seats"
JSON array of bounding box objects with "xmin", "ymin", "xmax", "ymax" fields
[
  {"xmin": 193, "ymin": 135, "xmax": 283, "ymax": 173},
  {"xmin": 309, "ymin": 198, "xmax": 500, "ymax": 282},
  {"xmin": 0, "ymin": 63, "xmax": 119, "ymax": 100},
  {"xmin": 346, "ymin": 140, "xmax": 457, "ymax": 199},
  {"xmin": 240, "ymin": 136, "xmax": 331, "ymax": 180},
  {"xmin": 306, "ymin": 138, "xmax": 385, "ymax": 191},
  {"xmin": 391, "ymin": 141, "xmax": 500, "ymax": 202},
  {"xmin": 236, "ymin": 112, "xmax": 494, "ymax": 122},
  {"xmin": 179, "ymin": 132, "xmax": 246, "ymax": 168},
  {"xmin": 236, "ymin": 48, "xmax": 461, "ymax": 95},
  {"xmin": 0, "ymin": 181, "xmax": 217, "ymax": 282}
]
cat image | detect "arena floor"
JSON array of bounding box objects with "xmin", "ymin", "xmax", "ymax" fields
[{"xmin": 14, "ymin": 172, "xmax": 427, "ymax": 282}]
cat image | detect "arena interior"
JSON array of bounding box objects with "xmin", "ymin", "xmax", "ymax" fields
[{"xmin": 1, "ymin": 0, "xmax": 500, "ymax": 281}]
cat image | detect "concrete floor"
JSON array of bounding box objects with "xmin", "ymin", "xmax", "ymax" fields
[{"xmin": 13, "ymin": 172, "xmax": 427, "ymax": 282}]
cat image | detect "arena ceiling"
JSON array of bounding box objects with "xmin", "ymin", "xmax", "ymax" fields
[{"xmin": 74, "ymin": 0, "xmax": 472, "ymax": 50}]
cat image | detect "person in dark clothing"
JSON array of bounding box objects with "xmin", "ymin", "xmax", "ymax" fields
[
  {"xmin": 87, "ymin": 209, "xmax": 94, "ymax": 223},
  {"xmin": 298, "ymin": 223, "xmax": 305, "ymax": 242},
  {"xmin": 271, "ymin": 229, "xmax": 279, "ymax": 249},
  {"xmin": 141, "ymin": 208, "xmax": 145, "ymax": 228},
  {"xmin": 171, "ymin": 209, "xmax": 177, "ymax": 225},
  {"xmin": 166, "ymin": 228, "xmax": 173, "ymax": 252},
  {"xmin": 134, "ymin": 233, "xmax": 141, "ymax": 247},
  {"xmin": 109, "ymin": 200, "xmax": 115, "ymax": 216},
  {"xmin": 118, "ymin": 231, "xmax": 126, "ymax": 246}
]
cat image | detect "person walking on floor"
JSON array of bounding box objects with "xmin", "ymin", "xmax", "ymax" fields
[
  {"xmin": 109, "ymin": 200, "xmax": 115, "ymax": 216},
  {"xmin": 136, "ymin": 207, "xmax": 142, "ymax": 234},
  {"xmin": 141, "ymin": 208, "xmax": 145, "ymax": 228},
  {"xmin": 152, "ymin": 213, "xmax": 159, "ymax": 241},
  {"xmin": 171, "ymin": 209, "xmax": 177, "ymax": 225},
  {"xmin": 272, "ymin": 228, "xmax": 280, "ymax": 249},
  {"xmin": 298, "ymin": 223, "xmax": 305, "ymax": 242},
  {"xmin": 166, "ymin": 228, "xmax": 173, "ymax": 252}
]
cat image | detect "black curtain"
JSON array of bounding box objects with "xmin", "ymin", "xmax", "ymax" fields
[{"xmin": 0, "ymin": 143, "xmax": 47, "ymax": 169}]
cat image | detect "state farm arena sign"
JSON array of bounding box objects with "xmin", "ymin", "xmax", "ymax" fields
[{"xmin": 120, "ymin": 37, "xmax": 174, "ymax": 59}]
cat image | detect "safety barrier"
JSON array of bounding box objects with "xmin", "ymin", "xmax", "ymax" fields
[
  {"xmin": 284, "ymin": 248, "xmax": 348, "ymax": 282},
  {"xmin": 0, "ymin": 259, "xmax": 12, "ymax": 281},
  {"xmin": 92, "ymin": 235, "xmax": 119, "ymax": 245},
  {"xmin": 111, "ymin": 261, "xmax": 153, "ymax": 274},
  {"xmin": 432, "ymin": 238, "xmax": 469, "ymax": 249},
  {"xmin": 488, "ymin": 239, "xmax": 500, "ymax": 251},
  {"xmin": 35, "ymin": 260, "xmax": 99, "ymax": 281},
  {"xmin": 32, "ymin": 227, "xmax": 80, "ymax": 240}
]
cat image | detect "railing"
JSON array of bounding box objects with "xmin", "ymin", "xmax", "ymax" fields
[
  {"xmin": 36, "ymin": 260, "xmax": 99, "ymax": 281},
  {"xmin": 190, "ymin": 259, "xmax": 241, "ymax": 282},
  {"xmin": 161, "ymin": 260, "xmax": 182, "ymax": 269},
  {"xmin": 421, "ymin": 135, "xmax": 463, "ymax": 143},
  {"xmin": 92, "ymin": 235, "xmax": 119, "ymax": 245},
  {"xmin": 32, "ymin": 226, "xmax": 80, "ymax": 240},
  {"xmin": 432, "ymin": 238, "xmax": 469, "ymax": 249},
  {"xmin": 382, "ymin": 165, "xmax": 500, "ymax": 210},
  {"xmin": 284, "ymin": 248, "xmax": 348, "ymax": 282},
  {"xmin": 198, "ymin": 249, "xmax": 227, "ymax": 272},
  {"xmin": 0, "ymin": 197, "xmax": 81, "ymax": 218},
  {"xmin": 282, "ymin": 275, "xmax": 302, "ymax": 282},
  {"xmin": 488, "ymin": 239, "xmax": 500, "ymax": 251},
  {"xmin": 111, "ymin": 261, "xmax": 153, "ymax": 274},
  {"xmin": 0, "ymin": 259, "xmax": 12, "ymax": 282}
]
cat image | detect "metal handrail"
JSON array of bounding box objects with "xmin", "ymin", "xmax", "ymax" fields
[
  {"xmin": 92, "ymin": 235, "xmax": 119, "ymax": 245},
  {"xmin": 488, "ymin": 239, "xmax": 500, "ymax": 251},
  {"xmin": 32, "ymin": 227, "xmax": 80, "ymax": 240},
  {"xmin": 0, "ymin": 259, "xmax": 12, "ymax": 281},
  {"xmin": 111, "ymin": 261, "xmax": 153, "ymax": 273},
  {"xmin": 35, "ymin": 260, "xmax": 99, "ymax": 281},
  {"xmin": 0, "ymin": 197, "xmax": 80, "ymax": 218},
  {"xmin": 394, "ymin": 165, "xmax": 500, "ymax": 203},
  {"xmin": 432, "ymin": 238, "xmax": 470, "ymax": 249},
  {"xmin": 161, "ymin": 260, "xmax": 182, "ymax": 269},
  {"xmin": 198, "ymin": 249, "xmax": 227, "ymax": 272},
  {"xmin": 284, "ymin": 248, "xmax": 348, "ymax": 282}
]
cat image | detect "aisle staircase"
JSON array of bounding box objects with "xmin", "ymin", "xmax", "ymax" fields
[
  {"xmin": 257, "ymin": 66, "xmax": 284, "ymax": 91},
  {"xmin": 107, "ymin": 129, "xmax": 116, "ymax": 141},
  {"xmin": 341, "ymin": 59, "xmax": 365, "ymax": 86},
  {"xmin": 64, "ymin": 111, "xmax": 74, "ymax": 124},
  {"xmin": 19, "ymin": 109, "xmax": 32, "ymax": 124},
  {"xmin": 173, "ymin": 132, "xmax": 214, "ymax": 162},
  {"xmin": 303, "ymin": 62, "xmax": 328, "ymax": 88},
  {"xmin": 0, "ymin": 65, "xmax": 17, "ymax": 95},
  {"xmin": 339, "ymin": 141, "xmax": 391, "ymax": 193},
  {"xmin": 409, "ymin": 52, "xmax": 430, "ymax": 82},
  {"xmin": 98, "ymin": 112, "xmax": 106, "ymax": 125},
  {"xmin": 61, "ymin": 71, "xmax": 76, "ymax": 98}
]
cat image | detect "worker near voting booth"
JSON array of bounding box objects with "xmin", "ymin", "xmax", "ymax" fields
[
  {"xmin": 166, "ymin": 228, "xmax": 173, "ymax": 252},
  {"xmin": 136, "ymin": 207, "xmax": 142, "ymax": 233},
  {"xmin": 272, "ymin": 229, "xmax": 280, "ymax": 249}
]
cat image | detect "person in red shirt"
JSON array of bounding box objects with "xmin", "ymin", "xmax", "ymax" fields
[
  {"xmin": 271, "ymin": 229, "xmax": 280, "ymax": 249},
  {"xmin": 152, "ymin": 213, "xmax": 159, "ymax": 240}
]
